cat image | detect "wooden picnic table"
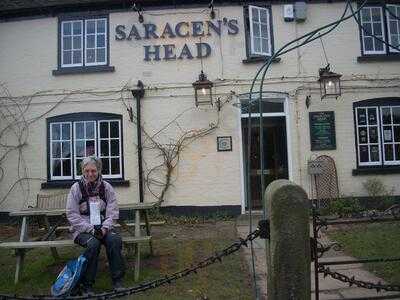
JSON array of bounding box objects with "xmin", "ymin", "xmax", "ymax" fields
[{"xmin": 2, "ymin": 201, "xmax": 160, "ymax": 284}]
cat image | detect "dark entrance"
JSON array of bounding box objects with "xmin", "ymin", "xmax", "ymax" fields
[{"xmin": 242, "ymin": 116, "xmax": 289, "ymax": 210}]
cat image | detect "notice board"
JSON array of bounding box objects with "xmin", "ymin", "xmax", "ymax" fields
[{"xmin": 309, "ymin": 111, "xmax": 336, "ymax": 151}]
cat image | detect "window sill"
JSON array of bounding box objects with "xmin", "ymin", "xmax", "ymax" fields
[
  {"xmin": 52, "ymin": 65, "xmax": 115, "ymax": 76},
  {"xmin": 357, "ymin": 54, "xmax": 400, "ymax": 63},
  {"xmin": 242, "ymin": 56, "xmax": 281, "ymax": 64},
  {"xmin": 41, "ymin": 179, "xmax": 130, "ymax": 189},
  {"xmin": 352, "ymin": 167, "xmax": 400, "ymax": 176}
]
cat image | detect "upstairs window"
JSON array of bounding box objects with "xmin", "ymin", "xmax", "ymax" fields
[
  {"xmin": 59, "ymin": 16, "xmax": 108, "ymax": 69},
  {"xmin": 387, "ymin": 5, "xmax": 400, "ymax": 53},
  {"xmin": 244, "ymin": 5, "xmax": 274, "ymax": 58},
  {"xmin": 360, "ymin": 4, "xmax": 400, "ymax": 55}
]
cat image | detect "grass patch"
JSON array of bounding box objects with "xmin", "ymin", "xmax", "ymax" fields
[
  {"xmin": 0, "ymin": 224, "xmax": 253, "ymax": 299},
  {"xmin": 328, "ymin": 221, "xmax": 400, "ymax": 285}
]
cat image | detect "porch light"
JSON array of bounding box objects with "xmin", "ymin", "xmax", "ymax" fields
[
  {"xmin": 193, "ymin": 71, "xmax": 213, "ymax": 107},
  {"xmin": 318, "ymin": 64, "xmax": 342, "ymax": 99}
]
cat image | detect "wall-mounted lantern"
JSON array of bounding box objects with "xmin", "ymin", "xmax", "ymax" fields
[
  {"xmin": 318, "ymin": 64, "xmax": 342, "ymax": 99},
  {"xmin": 193, "ymin": 71, "xmax": 213, "ymax": 107}
]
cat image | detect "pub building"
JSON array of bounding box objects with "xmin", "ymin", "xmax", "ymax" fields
[{"xmin": 0, "ymin": 0, "xmax": 400, "ymax": 217}]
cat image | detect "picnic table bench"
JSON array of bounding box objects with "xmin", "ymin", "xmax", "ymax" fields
[{"xmin": 0, "ymin": 192, "xmax": 160, "ymax": 284}]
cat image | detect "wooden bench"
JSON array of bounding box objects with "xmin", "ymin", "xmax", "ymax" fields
[
  {"xmin": 36, "ymin": 192, "xmax": 68, "ymax": 210},
  {"xmin": 0, "ymin": 236, "xmax": 151, "ymax": 283},
  {"xmin": 5, "ymin": 193, "xmax": 159, "ymax": 284}
]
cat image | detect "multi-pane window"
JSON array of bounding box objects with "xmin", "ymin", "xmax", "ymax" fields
[
  {"xmin": 245, "ymin": 5, "xmax": 273, "ymax": 57},
  {"xmin": 381, "ymin": 106, "xmax": 400, "ymax": 164},
  {"xmin": 60, "ymin": 17, "xmax": 107, "ymax": 68},
  {"xmin": 387, "ymin": 5, "xmax": 400, "ymax": 53},
  {"xmin": 354, "ymin": 100, "xmax": 400, "ymax": 168},
  {"xmin": 48, "ymin": 114, "xmax": 123, "ymax": 180},
  {"xmin": 50, "ymin": 123, "xmax": 72, "ymax": 179},
  {"xmin": 355, "ymin": 107, "xmax": 381, "ymax": 165},
  {"xmin": 74, "ymin": 121, "xmax": 97, "ymax": 177},
  {"xmin": 85, "ymin": 19, "xmax": 107, "ymax": 65},
  {"xmin": 249, "ymin": 6, "xmax": 271, "ymax": 56},
  {"xmin": 99, "ymin": 120, "xmax": 122, "ymax": 178},
  {"xmin": 360, "ymin": 5, "xmax": 400, "ymax": 55},
  {"xmin": 61, "ymin": 21, "xmax": 83, "ymax": 66}
]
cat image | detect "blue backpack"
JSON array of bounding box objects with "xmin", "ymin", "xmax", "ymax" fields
[{"xmin": 51, "ymin": 255, "xmax": 87, "ymax": 296}]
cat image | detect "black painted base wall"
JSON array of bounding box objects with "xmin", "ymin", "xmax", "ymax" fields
[
  {"xmin": 158, "ymin": 205, "xmax": 241, "ymax": 217},
  {"xmin": 0, "ymin": 205, "xmax": 242, "ymax": 224}
]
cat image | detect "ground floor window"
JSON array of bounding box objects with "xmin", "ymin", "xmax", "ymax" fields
[
  {"xmin": 354, "ymin": 98, "xmax": 400, "ymax": 168},
  {"xmin": 47, "ymin": 112, "xmax": 123, "ymax": 180}
]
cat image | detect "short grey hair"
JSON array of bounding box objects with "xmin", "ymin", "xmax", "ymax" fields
[{"xmin": 81, "ymin": 156, "xmax": 102, "ymax": 174}]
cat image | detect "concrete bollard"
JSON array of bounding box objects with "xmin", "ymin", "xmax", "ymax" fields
[{"xmin": 264, "ymin": 179, "xmax": 311, "ymax": 300}]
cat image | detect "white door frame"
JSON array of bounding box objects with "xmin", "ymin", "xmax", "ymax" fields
[{"xmin": 238, "ymin": 97, "xmax": 292, "ymax": 214}]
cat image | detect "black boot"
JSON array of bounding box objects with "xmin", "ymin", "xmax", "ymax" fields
[
  {"xmin": 112, "ymin": 279, "xmax": 124, "ymax": 291},
  {"xmin": 81, "ymin": 284, "xmax": 95, "ymax": 296}
]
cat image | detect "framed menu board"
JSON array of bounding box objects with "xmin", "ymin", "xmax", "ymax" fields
[{"xmin": 309, "ymin": 111, "xmax": 336, "ymax": 151}]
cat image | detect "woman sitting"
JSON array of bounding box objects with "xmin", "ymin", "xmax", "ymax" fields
[{"xmin": 66, "ymin": 156, "xmax": 125, "ymax": 295}]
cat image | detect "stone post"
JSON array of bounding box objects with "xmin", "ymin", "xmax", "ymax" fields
[{"xmin": 264, "ymin": 179, "xmax": 311, "ymax": 300}]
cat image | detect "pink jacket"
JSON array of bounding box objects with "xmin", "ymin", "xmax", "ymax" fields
[{"xmin": 66, "ymin": 181, "xmax": 119, "ymax": 240}]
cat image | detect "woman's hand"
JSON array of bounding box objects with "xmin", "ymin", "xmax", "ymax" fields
[{"xmin": 101, "ymin": 227, "xmax": 108, "ymax": 237}]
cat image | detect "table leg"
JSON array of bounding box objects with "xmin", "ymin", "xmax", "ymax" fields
[
  {"xmin": 14, "ymin": 217, "xmax": 28, "ymax": 284},
  {"xmin": 19, "ymin": 216, "xmax": 28, "ymax": 242},
  {"xmin": 44, "ymin": 216, "xmax": 59, "ymax": 260},
  {"xmin": 143, "ymin": 211, "xmax": 154, "ymax": 256},
  {"xmin": 134, "ymin": 210, "xmax": 140, "ymax": 281},
  {"xmin": 14, "ymin": 249, "xmax": 25, "ymax": 284}
]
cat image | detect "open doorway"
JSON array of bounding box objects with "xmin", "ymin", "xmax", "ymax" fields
[{"xmin": 240, "ymin": 97, "xmax": 290, "ymax": 211}]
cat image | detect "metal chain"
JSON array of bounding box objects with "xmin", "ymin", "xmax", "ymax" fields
[
  {"xmin": 318, "ymin": 265, "xmax": 400, "ymax": 293},
  {"xmin": 0, "ymin": 228, "xmax": 261, "ymax": 300}
]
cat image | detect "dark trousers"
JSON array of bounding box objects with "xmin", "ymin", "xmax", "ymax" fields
[{"xmin": 74, "ymin": 231, "xmax": 125, "ymax": 286}]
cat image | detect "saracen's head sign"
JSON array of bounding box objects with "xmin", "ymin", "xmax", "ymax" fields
[{"xmin": 115, "ymin": 19, "xmax": 239, "ymax": 61}]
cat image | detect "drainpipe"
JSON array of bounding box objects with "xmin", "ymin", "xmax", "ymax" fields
[{"xmin": 131, "ymin": 80, "xmax": 145, "ymax": 203}]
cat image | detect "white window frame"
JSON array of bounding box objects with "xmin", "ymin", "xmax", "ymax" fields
[
  {"xmin": 84, "ymin": 18, "xmax": 108, "ymax": 66},
  {"xmin": 380, "ymin": 106, "xmax": 400, "ymax": 165},
  {"xmin": 73, "ymin": 121, "xmax": 98, "ymax": 179},
  {"xmin": 249, "ymin": 5, "xmax": 272, "ymax": 56},
  {"xmin": 61, "ymin": 20, "xmax": 83, "ymax": 67},
  {"xmin": 386, "ymin": 5, "xmax": 400, "ymax": 53},
  {"xmin": 355, "ymin": 107, "xmax": 382, "ymax": 166},
  {"xmin": 60, "ymin": 17, "xmax": 108, "ymax": 68},
  {"xmin": 360, "ymin": 7, "xmax": 386, "ymax": 55},
  {"xmin": 238, "ymin": 97, "xmax": 291, "ymax": 213},
  {"xmin": 50, "ymin": 122, "xmax": 73, "ymax": 180},
  {"xmin": 98, "ymin": 120, "xmax": 122, "ymax": 179}
]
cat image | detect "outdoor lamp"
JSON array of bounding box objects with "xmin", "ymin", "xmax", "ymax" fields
[
  {"xmin": 318, "ymin": 64, "xmax": 342, "ymax": 99},
  {"xmin": 193, "ymin": 71, "xmax": 213, "ymax": 107}
]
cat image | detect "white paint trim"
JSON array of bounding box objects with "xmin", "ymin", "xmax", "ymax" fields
[
  {"xmin": 386, "ymin": 5, "xmax": 400, "ymax": 53},
  {"xmin": 98, "ymin": 119, "xmax": 122, "ymax": 178},
  {"xmin": 85, "ymin": 18, "xmax": 108, "ymax": 66},
  {"xmin": 361, "ymin": 7, "xmax": 386, "ymax": 55},
  {"xmin": 238, "ymin": 108, "xmax": 246, "ymax": 214},
  {"xmin": 356, "ymin": 106, "xmax": 382, "ymax": 166},
  {"xmin": 285, "ymin": 97, "xmax": 293, "ymax": 182},
  {"xmin": 73, "ymin": 120, "xmax": 97, "ymax": 178},
  {"xmin": 61, "ymin": 20, "xmax": 84, "ymax": 68},
  {"xmin": 380, "ymin": 106, "xmax": 400, "ymax": 164},
  {"xmin": 249, "ymin": 5, "xmax": 272, "ymax": 56},
  {"xmin": 241, "ymin": 112, "xmax": 286, "ymax": 118},
  {"xmin": 50, "ymin": 122, "xmax": 73, "ymax": 180}
]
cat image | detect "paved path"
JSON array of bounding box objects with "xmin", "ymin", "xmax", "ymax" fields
[{"xmin": 236, "ymin": 213, "xmax": 400, "ymax": 300}]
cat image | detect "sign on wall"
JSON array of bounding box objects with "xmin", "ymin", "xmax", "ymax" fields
[
  {"xmin": 309, "ymin": 111, "xmax": 336, "ymax": 151},
  {"xmin": 115, "ymin": 19, "xmax": 239, "ymax": 61}
]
